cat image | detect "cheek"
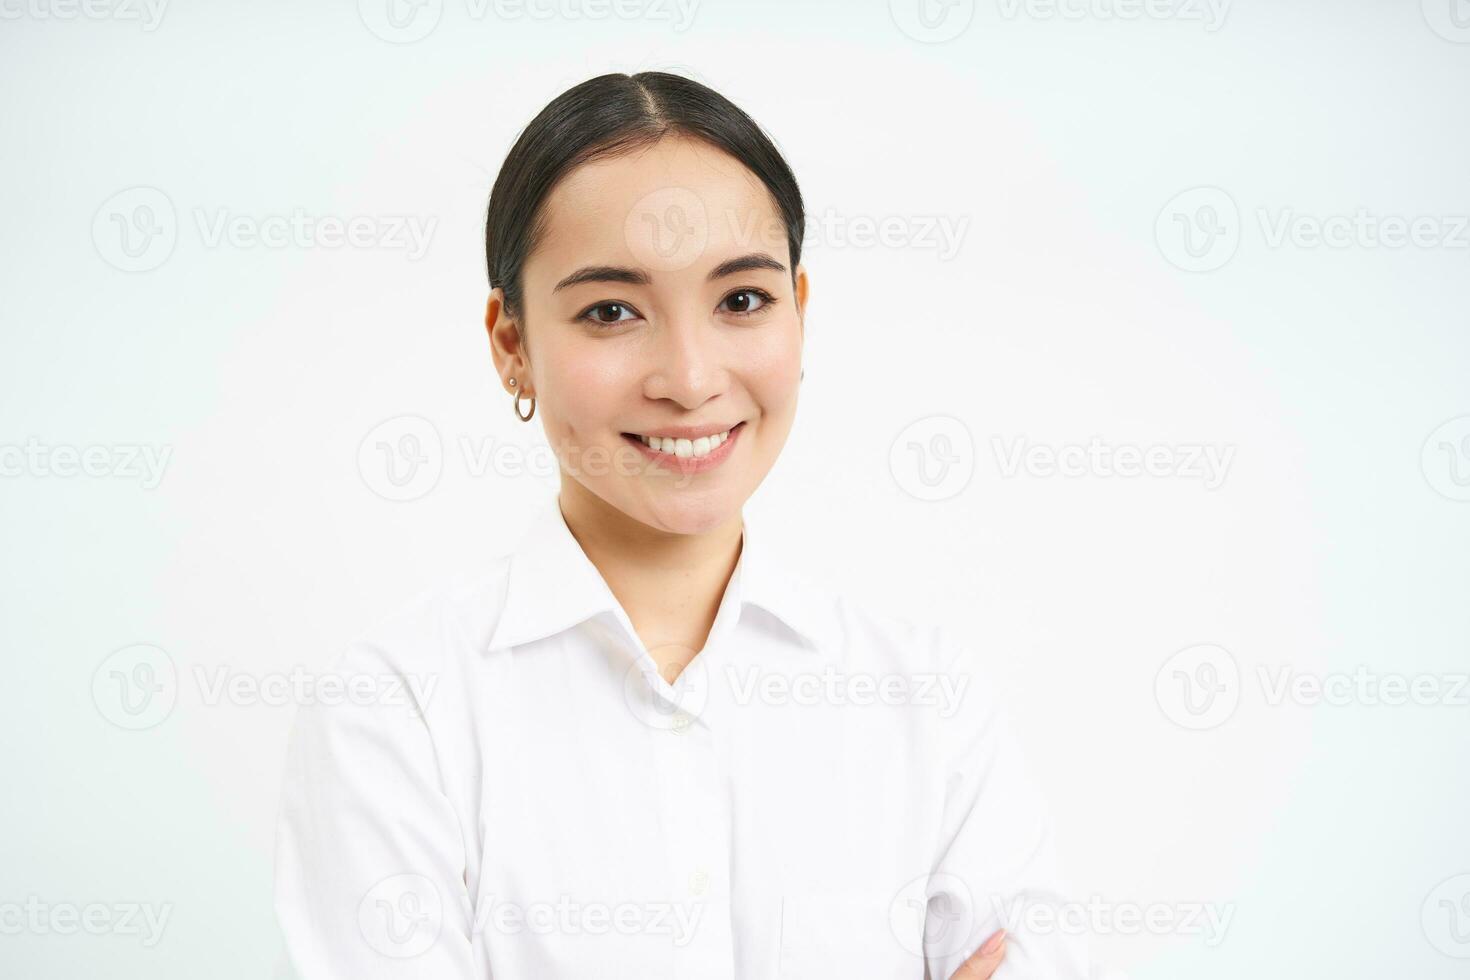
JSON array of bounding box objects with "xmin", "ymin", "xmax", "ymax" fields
[
  {"xmin": 745, "ymin": 325, "xmax": 803, "ymax": 410},
  {"xmin": 538, "ymin": 339, "xmax": 635, "ymax": 437}
]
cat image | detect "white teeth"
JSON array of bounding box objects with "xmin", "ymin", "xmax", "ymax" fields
[{"xmin": 636, "ymin": 427, "xmax": 734, "ymax": 458}]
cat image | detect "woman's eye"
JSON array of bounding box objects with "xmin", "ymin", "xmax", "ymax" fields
[
  {"xmin": 720, "ymin": 289, "xmax": 775, "ymax": 316},
  {"xmin": 580, "ymin": 302, "xmax": 638, "ymax": 326}
]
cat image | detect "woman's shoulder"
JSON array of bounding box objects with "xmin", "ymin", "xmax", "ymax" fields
[
  {"xmin": 812, "ymin": 581, "xmax": 985, "ymax": 677},
  {"xmin": 327, "ymin": 555, "xmax": 516, "ymax": 677}
]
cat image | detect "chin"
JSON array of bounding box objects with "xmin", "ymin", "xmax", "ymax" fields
[{"xmin": 632, "ymin": 486, "xmax": 746, "ymax": 537}]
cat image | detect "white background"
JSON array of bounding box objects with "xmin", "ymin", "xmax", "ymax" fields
[{"xmin": 2, "ymin": 0, "xmax": 1468, "ymax": 977}]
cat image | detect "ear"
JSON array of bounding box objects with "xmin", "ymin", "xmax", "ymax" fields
[
  {"xmin": 793, "ymin": 263, "xmax": 809, "ymax": 341},
  {"xmin": 485, "ymin": 288, "xmax": 530, "ymax": 394}
]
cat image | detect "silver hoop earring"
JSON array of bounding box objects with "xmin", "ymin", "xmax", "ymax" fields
[{"xmin": 510, "ymin": 378, "xmax": 535, "ymax": 422}]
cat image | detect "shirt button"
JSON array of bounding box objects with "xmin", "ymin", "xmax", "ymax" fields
[
  {"xmin": 689, "ymin": 870, "xmax": 709, "ymax": 895},
  {"xmin": 669, "ymin": 711, "xmax": 693, "ymax": 734}
]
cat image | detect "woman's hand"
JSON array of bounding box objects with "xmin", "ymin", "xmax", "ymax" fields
[{"xmin": 949, "ymin": 928, "xmax": 1008, "ymax": 979}]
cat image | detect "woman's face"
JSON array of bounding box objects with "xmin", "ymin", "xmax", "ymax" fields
[{"xmin": 488, "ymin": 134, "xmax": 808, "ymax": 535}]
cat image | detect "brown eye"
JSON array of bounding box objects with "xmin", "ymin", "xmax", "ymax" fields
[
  {"xmin": 720, "ymin": 289, "xmax": 773, "ymax": 316},
  {"xmin": 580, "ymin": 302, "xmax": 637, "ymax": 326}
]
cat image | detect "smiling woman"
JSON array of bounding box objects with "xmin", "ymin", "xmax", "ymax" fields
[
  {"xmin": 484, "ymin": 72, "xmax": 808, "ymax": 535},
  {"xmin": 274, "ymin": 71, "xmax": 1086, "ymax": 980}
]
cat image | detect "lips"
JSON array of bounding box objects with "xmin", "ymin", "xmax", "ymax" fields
[
  {"xmin": 620, "ymin": 421, "xmax": 746, "ymax": 473},
  {"xmin": 625, "ymin": 425, "xmax": 736, "ymax": 459}
]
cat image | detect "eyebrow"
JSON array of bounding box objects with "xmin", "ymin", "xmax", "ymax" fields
[{"xmin": 552, "ymin": 252, "xmax": 788, "ymax": 293}]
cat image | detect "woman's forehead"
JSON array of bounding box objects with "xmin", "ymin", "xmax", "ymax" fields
[{"xmin": 529, "ymin": 137, "xmax": 786, "ymax": 280}]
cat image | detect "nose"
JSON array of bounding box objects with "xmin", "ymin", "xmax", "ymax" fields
[{"xmin": 643, "ymin": 310, "xmax": 727, "ymax": 411}]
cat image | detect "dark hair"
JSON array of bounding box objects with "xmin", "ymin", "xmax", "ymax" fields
[{"xmin": 485, "ymin": 71, "xmax": 805, "ymax": 329}]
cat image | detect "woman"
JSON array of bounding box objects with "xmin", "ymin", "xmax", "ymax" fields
[{"xmin": 275, "ymin": 71, "xmax": 1088, "ymax": 980}]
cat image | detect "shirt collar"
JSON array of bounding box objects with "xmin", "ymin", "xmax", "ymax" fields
[{"xmin": 485, "ymin": 495, "xmax": 835, "ymax": 654}]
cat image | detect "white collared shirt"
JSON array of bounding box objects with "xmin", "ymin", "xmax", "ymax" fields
[{"xmin": 274, "ymin": 494, "xmax": 1090, "ymax": 979}]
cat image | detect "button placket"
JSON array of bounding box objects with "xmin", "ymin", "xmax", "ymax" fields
[{"xmin": 652, "ymin": 707, "xmax": 732, "ymax": 980}]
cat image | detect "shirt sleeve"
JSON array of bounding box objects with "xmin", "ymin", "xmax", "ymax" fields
[
  {"xmin": 273, "ymin": 619, "xmax": 480, "ymax": 979},
  {"xmin": 924, "ymin": 631, "xmax": 1092, "ymax": 980}
]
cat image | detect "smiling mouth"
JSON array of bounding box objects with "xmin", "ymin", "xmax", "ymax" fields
[{"xmin": 621, "ymin": 422, "xmax": 746, "ymax": 459}]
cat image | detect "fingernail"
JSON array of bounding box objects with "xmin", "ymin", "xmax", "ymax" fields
[{"xmin": 980, "ymin": 929, "xmax": 1006, "ymax": 955}]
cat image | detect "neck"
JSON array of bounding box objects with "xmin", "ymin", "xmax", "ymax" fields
[{"xmin": 556, "ymin": 479, "xmax": 744, "ymax": 681}]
